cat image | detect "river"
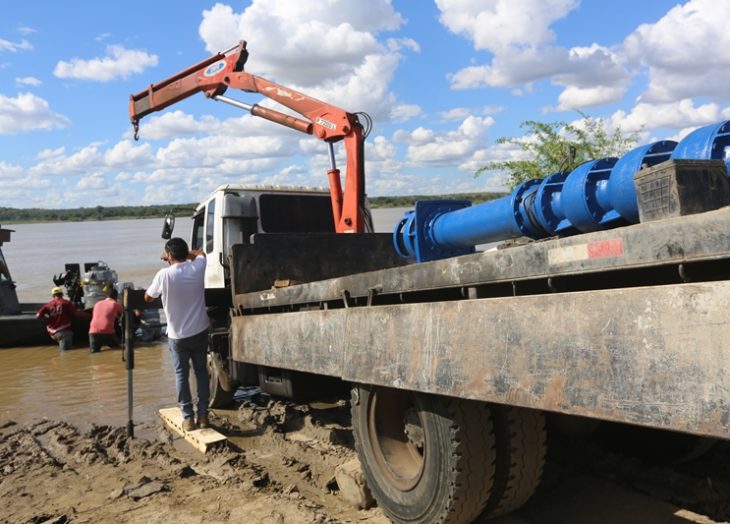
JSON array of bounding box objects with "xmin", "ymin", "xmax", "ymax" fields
[{"xmin": 0, "ymin": 209, "xmax": 410, "ymax": 428}]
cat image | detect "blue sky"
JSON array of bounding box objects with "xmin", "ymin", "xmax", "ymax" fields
[{"xmin": 1, "ymin": 0, "xmax": 728, "ymax": 209}]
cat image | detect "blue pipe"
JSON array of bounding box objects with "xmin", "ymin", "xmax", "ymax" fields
[
  {"xmin": 395, "ymin": 120, "xmax": 727, "ymax": 262},
  {"xmin": 671, "ymin": 120, "xmax": 730, "ymax": 172},
  {"xmin": 608, "ymin": 140, "xmax": 677, "ymax": 223}
]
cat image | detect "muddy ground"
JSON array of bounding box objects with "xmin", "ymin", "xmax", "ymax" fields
[{"xmin": 1, "ymin": 391, "xmax": 729, "ymax": 524}]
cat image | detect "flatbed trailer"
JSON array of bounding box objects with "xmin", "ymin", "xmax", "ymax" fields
[
  {"xmin": 217, "ymin": 206, "xmax": 730, "ymax": 523},
  {"xmin": 231, "ymin": 206, "xmax": 730, "ymax": 440}
]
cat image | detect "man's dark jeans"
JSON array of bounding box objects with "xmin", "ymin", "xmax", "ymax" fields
[{"xmin": 168, "ymin": 329, "xmax": 210, "ymax": 421}]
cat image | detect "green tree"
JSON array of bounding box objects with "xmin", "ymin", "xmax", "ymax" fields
[{"xmin": 477, "ymin": 113, "xmax": 640, "ymax": 189}]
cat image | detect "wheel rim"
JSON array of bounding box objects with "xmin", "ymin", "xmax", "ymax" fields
[{"xmin": 367, "ymin": 387, "xmax": 426, "ymax": 492}]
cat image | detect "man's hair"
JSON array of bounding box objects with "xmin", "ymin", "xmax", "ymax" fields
[
  {"xmin": 109, "ymin": 288, "xmax": 119, "ymax": 300},
  {"xmin": 165, "ymin": 237, "xmax": 189, "ymax": 262}
]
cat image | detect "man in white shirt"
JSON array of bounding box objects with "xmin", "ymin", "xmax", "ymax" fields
[{"xmin": 145, "ymin": 237, "xmax": 210, "ymax": 431}]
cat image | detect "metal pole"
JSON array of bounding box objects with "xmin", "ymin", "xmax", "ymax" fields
[{"xmin": 123, "ymin": 288, "xmax": 135, "ymax": 438}]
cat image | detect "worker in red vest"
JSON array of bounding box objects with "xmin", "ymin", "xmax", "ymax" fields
[{"xmin": 36, "ymin": 287, "xmax": 78, "ymax": 351}]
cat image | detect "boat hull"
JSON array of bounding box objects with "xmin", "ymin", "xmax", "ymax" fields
[{"xmin": 0, "ymin": 305, "xmax": 91, "ymax": 348}]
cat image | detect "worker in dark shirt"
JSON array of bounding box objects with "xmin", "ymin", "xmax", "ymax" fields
[{"xmin": 36, "ymin": 287, "xmax": 78, "ymax": 351}]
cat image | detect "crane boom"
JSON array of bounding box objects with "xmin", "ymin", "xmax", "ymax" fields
[{"xmin": 129, "ymin": 41, "xmax": 366, "ymax": 233}]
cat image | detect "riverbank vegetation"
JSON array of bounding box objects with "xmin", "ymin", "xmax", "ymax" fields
[{"xmin": 0, "ymin": 192, "xmax": 507, "ymax": 224}]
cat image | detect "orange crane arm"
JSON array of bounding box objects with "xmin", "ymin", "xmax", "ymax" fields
[{"xmin": 129, "ymin": 41, "xmax": 366, "ymax": 233}]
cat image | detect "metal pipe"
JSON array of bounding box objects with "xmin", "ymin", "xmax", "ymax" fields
[
  {"xmin": 123, "ymin": 288, "xmax": 136, "ymax": 438},
  {"xmin": 394, "ymin": 121, "xmax": 730, "ymax": 262},
  {"xmin": 327, "ymin": 142, "xmax": 337, "ymax": 171}
]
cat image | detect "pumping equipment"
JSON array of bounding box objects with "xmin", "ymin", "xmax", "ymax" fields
[{"xmin": 394, "ymin": 120, "xmax": 730, "ymax": 262}]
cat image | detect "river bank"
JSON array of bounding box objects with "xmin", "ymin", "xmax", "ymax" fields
[{"xmin": 2, "ymin": 391, "xmax": 729, "ymax": 524}]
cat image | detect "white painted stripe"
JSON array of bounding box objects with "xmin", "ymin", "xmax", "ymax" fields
[{"xmin": 548, "ymin": 244, "xmax": 589, "ymax": 265}]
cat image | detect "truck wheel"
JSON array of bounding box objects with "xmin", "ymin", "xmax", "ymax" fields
[
  {"xmin": 480, "ymin": 406, "xmax": 546, "ymax": 519},
  {"xmin": 351, "ymin": 385, "xmax": 496, "ymax": 524},
  {"xmin": 207, "ymin": 352, "xmax": 235, "ymax": 408}
]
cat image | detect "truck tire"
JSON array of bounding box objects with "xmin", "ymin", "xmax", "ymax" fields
[
  {"xmin": 351, "ymin": 385, "xmax": 496, "ymax": 524},
  {"xmin": 480, "ymin": 405, "xmax": 546, "ymax": 519},
  {"xmin": 207, "ymin": 352, "xmax": 235, "ymax": 408}
]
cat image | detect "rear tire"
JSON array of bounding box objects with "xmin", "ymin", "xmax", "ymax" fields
[
  {"xmin": 208, "ymin": 352, "xmax": 235, "ymax": 408},
  {"xmin": 480, "ymin": 405, "xmax": 546, "ymax": 519},
  {"xmin": 351, "ymin": 385, "xmax": 496, "ymax": 524}
]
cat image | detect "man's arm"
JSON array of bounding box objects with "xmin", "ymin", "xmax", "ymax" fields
[
  {"xmin": 188, "ymin": 248, "xmax": 205, "ymax": 260},
  {"xmin": 36, "ymin": 303, "xmax": 48, "ymax": 319}
]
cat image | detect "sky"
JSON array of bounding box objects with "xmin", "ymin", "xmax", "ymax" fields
[{"xmin": 1, "ymin": 0, "xmax": 730, "ymax": 209}]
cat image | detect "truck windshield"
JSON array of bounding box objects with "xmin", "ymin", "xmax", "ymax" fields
[{"xmin": 259, "ymin": 194, "xmax": 334, "ymax": 233}]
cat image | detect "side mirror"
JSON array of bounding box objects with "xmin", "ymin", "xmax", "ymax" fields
[{"xmin": 161, "ymin": 213, "xmax": 175, "ymax": 240}]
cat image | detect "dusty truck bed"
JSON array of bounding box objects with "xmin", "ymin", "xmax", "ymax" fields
[{"xmin": 230, "ymin": 207, "xmax": 730, "ymax": 440}]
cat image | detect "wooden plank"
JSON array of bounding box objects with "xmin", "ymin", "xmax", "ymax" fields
[{"xmin": 158, "ymin": 407, "xmax": 227, "ymax": 453}]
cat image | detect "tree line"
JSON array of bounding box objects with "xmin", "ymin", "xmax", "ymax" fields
[
  {"xmin": 0, "ymin": 193, "xmax": 507, "ymax": 224},
  {"xmin": 0, "ymin": 204, "xmax": 197, "ymax": 224}
]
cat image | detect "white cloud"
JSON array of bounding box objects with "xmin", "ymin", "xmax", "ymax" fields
[
  {"xmin": 0, "ymin": 93, "xmax": 69, "ymax": 134},
  {"xmin": 609, "ymin": 99, "xmax": 730, "ymax": 134},
  {"xmin": 29, "ymin": 145, "xmax": 103, "ymax": 176},
  {"xmin": 54, "ymin": 45, "xmax": 158, "ymax": 82},
  {"xmin": 15, "ymin": 76, "xmax": 41, "ymax": 87},
  {"xmin": 437, "ymin": 1, "xmax": 630, "ymax": 110},
  {"xmin": 439, "ymin": 107, "xmax": 471, "ymax": 121},
  {"xmin": 0, "ymin": 38, "xmax": 32, "ymax": 53},
  {"xmin": 37, "ymin": 147, "xmax": 65, "ymax": 160},
  {"xmin": 104, "ymin": 140, "xmax": 154, "ymax": 167},
  {"xmin": 390, "ymin": 103, "xmax": 423, "ymax": 123},
  {"xmin": 197, "ymin": 1, "xmax": 410, "ymax": 122},
  {"xmin": 154, "ymin": 134, "xmax": 289, "ymax": 170},
  {"xmin": 623, "ymin": 0, "xmax": 730, "ymax": 103},
  {"xmin": 75, "ymin": 174, "xmax": 107, "ymax": 190},
  {"xmin": 402, "ymin": 115, "xmax": 494, "ymax": 166},
  {"xmin": 0, "ymin": 161, "xmax": 23, "ymax": 179},
  {"xmin": 439, "ymin": 106, "xmax": 505, "ymax": 121},
  {"xmin": 134, "ymin": 111, "xmax": 210, "ymax": 141},
  {"xmin": 436, "ymin": 0, "xmax": 578, "ymax": 51},
  {"xmin": 555, "ymin": 85, "xmax": 626, "ymax": 112}
]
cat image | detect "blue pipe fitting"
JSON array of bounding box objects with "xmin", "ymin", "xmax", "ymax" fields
[
  {"xmin": 393, "ymin": 200, "xmax": 473, "ymax": 262},
  {"xmin": 671, "ymin": 120, "xmax": 730, "ymax": 172},
  {"xmin": 393, "ymin": 180, "xmax": 542, "ymax": 262},
  {"xmin": 607, "ymin": 140, "xmax": 677, "ymax": 223},
  {"xmin": 560, "ymin": 157, "xmax": 617, "ymax": 232},
  {"xmin": 532, "ymin": 172, "xmax": 572, "ymax": 235}
]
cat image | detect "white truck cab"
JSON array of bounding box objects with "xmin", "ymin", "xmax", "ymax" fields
[{"xmin": 189, "ymin": 184, "xmax": 337, "ymax": 291}]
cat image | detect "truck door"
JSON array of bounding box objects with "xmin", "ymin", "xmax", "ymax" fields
[{"xmin": 204, "ymin": 196, "xmax": 225, "ymax": 289}]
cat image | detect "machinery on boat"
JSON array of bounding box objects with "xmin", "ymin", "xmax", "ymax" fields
[{"xmin": 0, "ymin": 227, "xmax": 156, "ymax": 347}]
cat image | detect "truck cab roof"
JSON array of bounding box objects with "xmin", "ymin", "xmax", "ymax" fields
[{"xmin": 195, "ymin": 184, "xmax": 329, "ymax": 215}]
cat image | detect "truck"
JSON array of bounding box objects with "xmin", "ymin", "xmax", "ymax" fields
[{"xmin": 129, "ymin": 41, "xmax": 730, "ymax": 524}]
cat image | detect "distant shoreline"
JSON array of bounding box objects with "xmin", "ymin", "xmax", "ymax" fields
[{"xmin": 0, "ymin": 192, "xmax": 506, "ymax": 225}]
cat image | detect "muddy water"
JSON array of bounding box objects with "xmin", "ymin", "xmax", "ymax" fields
[
  {"xmin": 0, "ymin": 342, "xmax": 177, "ymax": 428},
  {"xmin": 1, "ymin": 209, "xmax": 407, "ymax": 429}
]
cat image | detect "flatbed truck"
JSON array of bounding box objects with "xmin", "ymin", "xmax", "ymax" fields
[{"xmin": 127, "ymin": 42, "xmax": 730, "ymax": 523}]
